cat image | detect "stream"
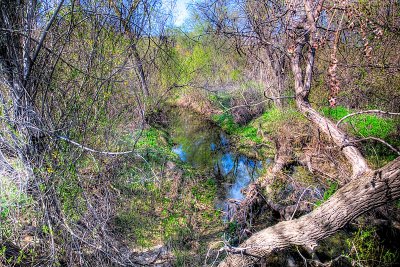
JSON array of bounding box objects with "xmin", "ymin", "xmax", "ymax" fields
[{"xmin": 167, "ymin": 108, "xmax": 266, "ymax": 219}]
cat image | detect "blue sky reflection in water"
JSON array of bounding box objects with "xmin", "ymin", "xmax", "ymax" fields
[{"xmin": 168, "ymin": 109, "xmax": 264, "ymax": 220}]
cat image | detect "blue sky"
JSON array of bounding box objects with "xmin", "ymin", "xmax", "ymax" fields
[{"xmin": 163, "ymin": 0, "xmax": 192, "ymax": 27}]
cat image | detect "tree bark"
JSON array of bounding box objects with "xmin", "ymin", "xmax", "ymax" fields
[
  {"xmin": 132, "ymin": 42, "xmax": 150, "ymax": 97},
  {"xmin": 217, "ymin": 2, "xmax": 399, "ymax": 266},
  {"xmin": 219, "ymin": 157, "xmax": 400, "ymax": 266}
]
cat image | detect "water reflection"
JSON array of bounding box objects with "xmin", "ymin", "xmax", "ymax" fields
[{"xmin": 168, "ymin": 109, "xmax": 263, "ymax": 215}]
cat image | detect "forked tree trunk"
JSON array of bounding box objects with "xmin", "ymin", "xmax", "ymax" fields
[{"xmin": 218, "ymin": 1, "xmax": 399, "ymax": 266}]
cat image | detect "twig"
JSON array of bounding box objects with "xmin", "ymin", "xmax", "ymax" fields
[
  {"xmin": 290, "ymin": 186, "xmax": 312, "ymax": 220},
  {"xmin": 336, "ymin": 110, "xmax": 400, "ymax": 127},
  {"xmin": 344, "ymin": 137, "xmax": 400, "ymax": 156},
  {"xmin": 296, "ymin": 246, "xmax": 308, "ymax": 267},
  {"xmin": 56, "ymin": 135, "xmax": 137, "ymax": 155},
  {"xmin": 27, "ymin": 0, "xmax": 65, "ymax": 81},
  {"xmin": 223, "ymin": 99, "xmax": 270, "ymax": 112},
  {"xmin": 264, "ymin": 91, "xmax": 295, "ymax": 101}
]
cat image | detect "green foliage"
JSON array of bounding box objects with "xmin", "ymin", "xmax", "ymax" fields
[
  {"xmin": 57, "ymin": 172, "xmax": 85, "ymax": 222},
  {"xmin": 239, "ymin": 125, "xmax": 262, "ymax": 144},
  {"xmin": 321, "ymin": 106, "xmax": 399, "ymax": 167},
  {"xmin": 213, "ymin": 113, "xmax": 238, "ymax": 134},
  {"xmin": 136, "ymin": 128, "xmax": 162, "ymax": 148},
  {"xmin": 178, "ymin": 44, "xmax": 212, "ymax": 85},
  {"xmin": 208, "ymin": 92, "xmax": 232, "ymax": 109},
  {"xmin": 321, "ymin": 106, "xmax": 397, "ymax": 140},
  {"xmin": 191, "ymin": 178, "xmax": 217, "ymax": 206},
  {"xmin": 212, "ymin": 113, "xmax": 262, "ymax": 144},
  {"xmin": 396, "ymin": 199, "xmax": 400, "ymax": 209},
  {"xmin": 121, "ymin": 127, "xmax": 176, "ymax": 163},
  {"xmin": 158, "ymin": 45, "xmax": 182, "ymax": 88},
  {"xmin": 346, "ymin": 226, "xmax": 398, "ymax": 266},
  {"xmin": 224, "ymin": 221, "xmax": 239, "ymax": 244},
  {"xmin": 0, "ymin": 168, "xmax": 33, "ymax": 238},
  {"xmin": 261, "ymin": 106, "xmax": 306, "ymax": 135},
  {"xmin": 292, "ymin": 166, "xmax": 316, "ymax": 186},
  {"xmin": 315, "ymin": 181, "xmax": 338, "ymax": 207},
  {"xmin": 230, "ymin": 69, "xmax": 242, "ymax": 81},
  {"xmin": 49, "ymin": 148, "xmax": 87, "ymax": 222}
]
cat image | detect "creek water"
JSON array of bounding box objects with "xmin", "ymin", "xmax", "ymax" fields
[{"xmin": 167, "ymin": 108, "xmax": 265, "ymax": 218}]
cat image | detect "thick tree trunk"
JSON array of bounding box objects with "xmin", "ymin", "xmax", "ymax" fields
[
  {"xmin": 218, "ymin": 2, "xmax": 397, "ymax": 266},
  {"xmin": 219, "ymin": 157, "xmax": 400, "ymax": 266},
  {"xmin": 291, "ymin": 53, "xmax": 370, "ymax": 179}
]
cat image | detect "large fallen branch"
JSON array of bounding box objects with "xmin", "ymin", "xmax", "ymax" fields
[
  {"xmin": 297, "ymin": 101, "xmax": 370, "ymax": 179},
  {"xmin": 219, "ymin": 157, "xmax": 400, "ymax": 266},
  {"xmin": 216, "ymin": 1, "xmax": 400, "ymax": 266}
]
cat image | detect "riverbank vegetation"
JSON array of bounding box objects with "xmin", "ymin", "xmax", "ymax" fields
[{"xmin": 1, "ymin": 0, "xmax": 400, "ymax": 266}]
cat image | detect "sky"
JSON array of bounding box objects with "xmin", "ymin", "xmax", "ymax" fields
[
  {"xmin": 163, "ymin": 0, "xmax": 192, "ymax": 27},
  {"xmin": 174, "ymin": 0, "xmax": 190, "ymax": 26}
]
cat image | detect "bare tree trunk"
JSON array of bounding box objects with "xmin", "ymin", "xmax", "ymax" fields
[
  {"xmin": 132, "ymin": 43, "xmax": 150, "ymax": 97},
  {"xmin": 264, "ymin": 45, "xmax": 286, "ymax": 108},
  {"xmin": 217, "ymin": 1, "xmax": 400, "ymax": 266},
  {"xmin": 219, "ymin": 157, "xmax": 400, "ymax": 267}
]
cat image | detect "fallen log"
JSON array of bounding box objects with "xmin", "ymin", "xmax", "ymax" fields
[{"xmin": 219, "ymin": 157, "xmax": 400, "ymax": 266}]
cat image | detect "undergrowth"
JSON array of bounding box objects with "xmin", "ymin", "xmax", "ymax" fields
[
  {"xmin": 112, "ymin": 126, "xmax": 223, "ymax": 265},
  {"xmin": 212, "ymin": 113, "xmax": 262, "ymax": 144},
  {"xmin": 321, "ymin": 106, "xmax": 399, "ymax": 167},
  {"xmin": 346, "ymin": 226, "xmax": 398, "ymax": 266},
  {"xmin": 260, "ymin": 106, "xmax": 307, "ymax": 135},
  {"xmin": 315, "ymin": 181, "xmax": 338, "ymax": 207},
  {"xmin": 321, "ymin": 106, "xmax": 397, "ymax": 140}
]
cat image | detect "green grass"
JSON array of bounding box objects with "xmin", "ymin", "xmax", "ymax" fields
[
  {"xmin": 321, "ymin": 106, "xmax": 399, "ymax": 167},
  {"xmin": 0, "ymin": 168, "xmax": 33, "ymax": 239},
  {"xmin": 321, "ymin": 106, "xmax": 397, "ymax": 140},
  {"xmin": 212, "ymin": 113, "xmax": 262, "ymax": 144},
  {"xmin": 260, "ymin": 106, "xmax": 307, "ymax": 135}
]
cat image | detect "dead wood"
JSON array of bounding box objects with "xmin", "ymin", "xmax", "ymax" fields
[
  {"xmin": 217, "ymin": 2, "xmax": 400, "ymax": 266},
  {"xmin": 219, "ymin": 157, "xmax": 400, "ymax": 266}
]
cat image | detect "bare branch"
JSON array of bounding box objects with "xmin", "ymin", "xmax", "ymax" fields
[
  {"xmin": 56, "ymin": 135, "xmax": 137, "ymax": 156},
  {"xmin": 27, "ymin": 0, "xmax": 65, "ymax": 81},
  {"xmin": 336, "ymin": 110, "xmax": 400, "ymax": 127},
  {"xmin": 344, "ymin": 137, "xmax": 400, "ymax": 156}
]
